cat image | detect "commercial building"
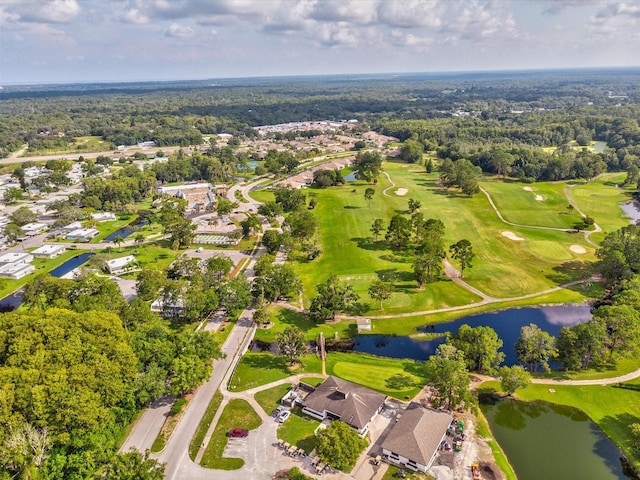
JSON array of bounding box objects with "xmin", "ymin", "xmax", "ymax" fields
[
  {"xmin": 381, "ymin": 403, "xmax": 453, "ymax": 472},
  {"xmin": 157, "ymin": 183, "xmax": 216, "ymax": 214}
]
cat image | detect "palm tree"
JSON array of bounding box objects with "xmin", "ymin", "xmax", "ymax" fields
[{"xmin": 112, "ymin": 235, "xmax": 124, "ymax": 251}]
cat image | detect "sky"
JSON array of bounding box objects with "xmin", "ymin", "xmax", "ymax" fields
[{"xmin": 0, "ymin": 0, "xmax": 639, "ymax": 85}]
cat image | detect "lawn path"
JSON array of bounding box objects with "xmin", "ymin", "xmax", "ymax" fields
[
  {"xmin": 381, "ymin": 171, "xmax": 396, "ymax": 197},
  {"xmin": 564, "ymin": 184, "xmax": 603, "ymax": 248},
  {"xmin": 473, "ymin": 367, "xmax": 640, "ymax": 386}
]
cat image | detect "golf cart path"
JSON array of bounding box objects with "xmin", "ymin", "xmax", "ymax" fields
[{"xmin": 474, "ymin": 367, "xmax": 640, "ymax": 386}]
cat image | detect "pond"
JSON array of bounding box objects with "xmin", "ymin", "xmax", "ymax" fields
[
  {"xmin": 343, "ymin": 172, "xmax": 357, "ymax": 182},
  {"xmin": 592, "ymin": 140, "xmax": 608, "ymax": 154},
  {"xmin": 49, "ymin": 252, "xmax": 94, "ymax": 278},
  {"xmin": 480, "ymin": 397, "xmax": 635, "ymax": 480},
  {"xmin": 621, "ymin": 201, "xmax": 640, "ymax": 223},
  {"xmin": 104, "ymin": 217, "xmax": 149, "ymax": 243},
  {"xmin": 354, "ymin": 304, "xmax": 592, "ymax": 364}
]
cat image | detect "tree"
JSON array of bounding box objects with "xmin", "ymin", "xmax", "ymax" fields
[
  {"xmin": 102, "ymin": 449, "xmax": 165, "ymax": 480},
  {"xmin": 158, "ymin": 196, "xmax": 195, "ymax": 249},
  {"xmin": 285, "ymin": 210, "xmax": 318, "ymax": 241},
  {"xmin": 216, "ymin": 197, "xmax": 237, "ymax": 216},
  {"xmin": 273, "ymin": 186, "xmax": 306, "ymax": 212},
  {"xmin": 412, "ymin": 252, "xmax": 443, "ymax": 288},
  {"xmin": 515, "ymin": 323, "xmax": 557, "ymax": 372},
  {"xmin": 370, "ymin": 218, "xmax": 384, "ymax": 241},
  {"xmin": 4, "ymin": 186, "xmax": 24, "ymax": 203},
  {"xmin": 309, "ymin": 274, "xmax": 359, "ymax": 323},
  {"xmin": 364, "ymin": 187, "xmax": 375, "ymax": 208},
  {"xmin": 276, "ymin": 326, "xmax": 307, "ymax": 365},
  {"xmin": 455, "ymin": 159, "xmax": 482, "ymax": 196},
  {"xmin": 407, "ymin": 198, "xmax": 421, "ymax": 214},
  {"xmin": 251, "ymin": 263, "xmax": 302, "ymax": 302},
  {"xmin": 590, "ymin": 304, "xmax": 640, "ymax": 362},
  {"xmin": 240, "ymin": 213, "xmax": 263, "ymax": 237},
  {"xmin": 315, "ymin": 421, "xmax": 367, "ymax": 472},
  {"xmin": 555, "ymin": 322, "xmax": 605, "ymax": 370},
  {"xmin": 448, "ymin": 324, "xmax": 505, "ymax": 373},
  {"xmin": 423, "ymin": 344, "xmax": 471, "ymax": 410},
  {"xmin": 205, "ymin": 254, "xmax": 234, "ymax": 281},
  {"xmin": 112, "ymin": 234, "xmax": 125, "ymax": 250},
  {"xmin": 368, "ymin": 280, "xmax": 393, "ymax": 310},
  {"xmin": 3, "ymin": 223, "xmax": 24, "ymax": 243},
  {"xmin": 10, "ymin": 206, "xmax": 38, "ymax": 226},
  {"xmin": 385, "ymin": 214, "xmax": 413, "ymax": 248},
  {"xmin": 353, "ymin": 151, "xmax": 382, "ymax": 183},
  {"xmin": 400, "ymin": 138, "xmax": 423, "ymax": 164},
  {"xmin": 136, "ymin": 269, "xmax": 167, "ymax": 301},
  {"xmin": 498, "ymin": 365, "xmax": 531, "ymax": 396},
  {"xmin": 490, "ymin": 150, "xmax": 515, "ymax": 179},
  {"xmin": 257, "ymin": 201, "xmax": 284, "ymax": 219},
  {"xmin": 449, "ymin": 239, "xmax": 475, "ymax": 278}
]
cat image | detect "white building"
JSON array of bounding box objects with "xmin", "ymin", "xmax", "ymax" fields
[
  {"xmin": 150, "ymin": 297, "xmax": 186, "ymax": 319},
  {"xmin": 0, "ymin": 252, "xmax": 34, "ymax": 264},
  {"xmin": 21, "ymin": 223, "xmax": 47, "ymax": 236},
  {"xmin": 157, "ymin": 183, "xmax": 216, "ymax": 214},
  {"xmin": 62, "ymin": 221, "xmax": 84, "ymax": 233},
  {"xmin": 66, "ymin": 228, "xmax": 99, "ymax": 242},
  {"xmin": 31, "ymin": 244, "xmax": 66, "ymax": 259},
  {"xmin": 91, "ymin": 212, "xmax": 116, "ymax": 222},
  {"xmin": 0, "ymin": 262, "xmax": 35, "ymax": 279},
  {"xmin": 105, "ymin": 255, "xmax": 136, "ymax": 274}
]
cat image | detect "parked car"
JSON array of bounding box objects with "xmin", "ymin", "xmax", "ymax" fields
[
  {"xmin": 272, "ymin": 405, "xmax": 286, "ymax": 417},
  {"xmin": 228, "ymin": 428, "xmax": 249, "ymax": 438},
  {"xmin": 277, "ymin": 411, "xmax": 291, "ymax": 423}
]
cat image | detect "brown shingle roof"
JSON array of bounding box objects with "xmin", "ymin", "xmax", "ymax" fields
[
  {"xmin": 381, "ymin": 402, "xmax": 453, "ymax": 466},
  {"xmin": 302, "ymin": 376, "xmax": 386, "ymax": 430}
]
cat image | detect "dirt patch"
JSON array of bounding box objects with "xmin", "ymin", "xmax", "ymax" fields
[
  {"xmin": 395, "ymin": 188, "xmax": 408, "ymax": 196},
  {"xmin": 535, "ymin": 195, "xmax": 544, "ymax": 201},
  {"xmin": 501, "ymin": 231, "xmax": 525, "ymax": 241},
  {"xmin": 523, "ymin": 186, "xmax": 533, "ymax": 191},
  {"xmin": 570, "ymin": 245, "xmax": 587, "ymax": 254}
]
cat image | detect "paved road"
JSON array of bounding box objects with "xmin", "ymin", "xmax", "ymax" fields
[{"xmin": 0, "ymin": 145, "xmax": 184, "ymax": 165}]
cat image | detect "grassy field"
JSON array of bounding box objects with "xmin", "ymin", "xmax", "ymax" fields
[
  {"xmin": 23, "ymin": 135, "xmax": 114, "ymax": 156},
  {"xmin": 480, "ymin": 380, "xmax": 640, "ymax": 471},
  {"xmin": 254, "ymin": 307, "xmax": 355, "ymax": 343},
  {"xmin": 289, "ymin": 161, "xmax": 614, "ymax": 311},
  {"xmin": 230, "ymin": 351, "xmax": 425, "ymax": 399},
  {"xmin": 277, "ymin": 406, "xmax": 321, "ymax": 453},
  {"xmin": 200, "ymin": 399, "xmax": 262, "ymax": 470},
  {"xmin": 255, "ymin": 384, "xmax": 292, "ymax": 415},
  {"xmin": 189, "ymin": 391, "xmax": 223, "ymax": 461}
]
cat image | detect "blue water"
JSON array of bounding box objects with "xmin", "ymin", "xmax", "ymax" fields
[
  {"xmin": 355, "ymin": 304, "xmax": 592, "ymax": 365},
  {"xmin": 49, "ymin": 252, "xmax": 94, "ymax": 278},
  {"xmin": 344, "ymin": 172, "xmax": 357, "ymax": 181},
  {"xmin": 104, "ymin": 218, "xmax": 148, "ymax": 242}
]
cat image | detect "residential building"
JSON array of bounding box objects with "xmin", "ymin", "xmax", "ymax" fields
[
  {"xmin": 0, "ymin": 262, "xmax": 35, "ymax": 279},
  {"xmin": 105, "ymin": 255, "xmax": 136, "ymax": 274},
  {"xmin": 62, "ymin": 221, "xmax": 84, "ymax": 233},
  {"xmin": 91, "ymin": 212, "xmax": 116, "ymax": 222},
  {"xmin": 0, "ymin": 252, "xmax": 34, "ymax": 264},
  {"xmin": 158, "ymin": 183, "xmax": 216, "ymax": 214},
  {"xmin": 21, "ymin": 223, "xmax": 47, "ymax": 236},
  {"xmin": 31, "ymin": 244, "xmax": 66, "ymax": 259},
  {"xmin": 381, "ymin": 402, "xmax": 453, "ymax": 472},
  {"xmin": 66, "ymin": 228, "xmax": 99, "ymax": 242},
  {"xmin": 301, "ymin": 376, "xmax": 386, "ymax": 437},
  {"xmin": 150, "ymin": 297, "xmax": 186, "ymax": 319}
]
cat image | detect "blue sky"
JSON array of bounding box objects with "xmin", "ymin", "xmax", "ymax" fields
[{"xmin": 1, "ymin": 0, "xmax": 639, "ymax": 84}]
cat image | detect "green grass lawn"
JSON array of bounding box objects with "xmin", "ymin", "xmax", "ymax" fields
[
  {"xmin": 292, "ymin": 161, "xmax": 611, "ymax": 310},
  {"xmin": 254, "ymin": 384, "xmax": 292, "ymax": 415},
  {"xmin": 254, "ymin": 307, "xmax": 355, "ymax": 343},
  {"xmin": 230, "ymin": 351, "xmax": 425, "ymax": 399},
  {"xmin": 200, "ymin": 399, "xmax": 262, "ymax": 470},
  {"xmin": 248, "ymin": 189, "xmax": 275, "ymax": 203},
  {"xmin": 189, "ymin": 390, "xmax": 223, "ymax": 461},
  {"xmin": 475, "ymin": 413, "xmax": 517, "ymax": 480},
  {"xmin": 23, "ymin": 135, "xmax": 113, "ymax": 156},
  {"xmin": 278, "ymin": 406, "xmax": 321, "ymax": 453},
  {"xmin": 480, "ymin": 380, "xmax": 640, "ymax": 471}
]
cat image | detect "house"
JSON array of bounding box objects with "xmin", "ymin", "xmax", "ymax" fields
[
  {"xmin": 66, "ymin": 228, "xmax": 99, "ymax": 242},
  {"xmin": 105, "ymin": 255, "xmax": 136, "ymax": 274},
  {"xmin": 301, "ymin": 376, "xmax": 386, "ymax": 437},
  {"xmin": 158, "ymin": 183, "xmax": 216, "ymax": 214},
  {"xmin": 0, "ymin": 252, "xmax": 34, "ymax": 265},
  {"xmin": 0, "ymin": 262, "xmax": 35, "ymax": 279},
  {"xmin": 150, "ymin": 297, "xmax": 186, "ymax": 319},
  {"xmin": 381, "ymin": 402, "xmax": 453, "ymax": 472},
  {"xmin": 91, "ymin": 212, "xmax": 116, "ymax": 222},
  {"xmin": 21, "ymin": 223, "xmax": 47, "ymax": 236},
  {"xmin": 31, "ymin": 244, "xmax": 66, "ymax": 259},
  {"xmin": 62, "ymin": 221, "xmax": 84, "ymax": 233},
  {"xmin": 356, "ymin": 318, "xmax": 371, "ymax": 332}
]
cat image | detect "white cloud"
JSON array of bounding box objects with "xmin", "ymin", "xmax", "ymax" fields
[
  {"xmin": 165, "ymin": 23, "xmax": 195, "ymax": 38},
  {"xmin": 315, "ymin": 22, "xmax": 357, "ymax": 47},
  {"xmin": 15, "ymin": 0, "xmax": 81, "ymax": 24},
  {"xmin": 308, "ymin": 0, "xmax": 377, "ymax": 24},
  {"xmin": 120, "ymin": 8, "xmax": 149, "ymax": 25},
  {"xmin": 378, "ymin": 0, "xmax": 445, "ymax": 28},
  {"xmin": 391, "ymin": 29, "xmax": 434, "ymax": 49}
]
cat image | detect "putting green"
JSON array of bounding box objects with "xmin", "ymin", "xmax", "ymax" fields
[{"xmin": 332, "ymin": 361, "xmax": 421, "ymax": 396}]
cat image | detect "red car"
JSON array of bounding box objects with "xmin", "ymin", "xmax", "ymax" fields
[{"xmin": 228, "ymin": 428, "xmax": 249, "ymax": 438}]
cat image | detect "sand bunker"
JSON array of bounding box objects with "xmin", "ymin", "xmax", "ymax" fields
[
  {"xmin": 570, "ymin": 245, "xmax": 587, "ymax": 254},
  {"xmin": 523, "ymin": 186, "xmax": 533, "ymax": 191},
  {"xmin": 535, "ymin": 195, "xmax": 544, "ymax": 201},
  {"xmin": 502, "ymin": 231, "xmax": 525, "ymax": 241},
  {"xmin": 395, "ymin": 188, "xmax": 408, "ymax": 196}
]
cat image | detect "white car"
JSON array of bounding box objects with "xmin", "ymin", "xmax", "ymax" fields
[{"xmin": 277, "ymin": 411, "xmax": 291, "ymax": 423}]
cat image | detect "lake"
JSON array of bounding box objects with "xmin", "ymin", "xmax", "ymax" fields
[
  {"xmin": 354, "ymin": 304, "xmax": 592, "ymax": 364},
  {"xmin": 48, "ymin": 252, "xmax": 94, "ymax": 278},
  {"xmin": 104, "ymin": 217, "xmax": 148, "ymax": 242},
  {"xmin": 481, "ymin": 397, "xmax": 634, "ymax": 480},
  {"xmin": 621, "ymin": 201, "xmax": 640, "ymax": 223}
]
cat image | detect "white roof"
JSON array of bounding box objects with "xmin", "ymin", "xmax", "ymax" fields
[
  {"xmin": 64, "ymin": 221, "xmax": 84, "ymax": 230},
  {"xmin": 0, "ymin": 263, "xmax": 34, "ymax": 274},
  {"xmin": 0, "ymin": 252, "xmax": 33, "ymax": 264},
  {"xmin": 67, "ymin": 228, "xmax": 99, "ymax": 237},
  {"xmin": 91, "ymin": 212, "xmax": 116, "ymax": 221},
  {"xmin": 21, "ymin": 222, "xmax": 47, "ymax": 232},
  {"xmin": 106, "ymin": 255, "xmax": 136, "ymax": 269},
  {"xmin": 32, "ymin": 244, "xmax": 66, "ymax": 255}
]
